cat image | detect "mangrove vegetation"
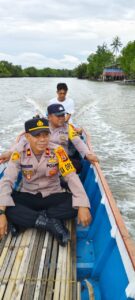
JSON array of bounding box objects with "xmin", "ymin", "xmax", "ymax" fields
[{"xmin": 0, "ymin": 38, "xmax": 135, "ymax": 80}]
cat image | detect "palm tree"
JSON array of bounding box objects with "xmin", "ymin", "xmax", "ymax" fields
[{"xmin": 111, "ymin": 36, "xmax": 122, "ymax": 57}]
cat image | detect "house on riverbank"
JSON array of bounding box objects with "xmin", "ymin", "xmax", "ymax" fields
[{"xmin": 103, "ymin": 64, "xmax": 125, "ymax": 81}]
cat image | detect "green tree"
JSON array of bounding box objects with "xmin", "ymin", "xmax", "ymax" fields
[
  {"xmin": 74, "ymin": 63, "xmax": 88, "ymax": 79},
  {"xmin": 0, "ymin": 60, "xmax": 79, "ymax": 78},
  {"xmin": 0, "ymin": 61, "xmax": 12, "ymax": 77},
  {"xmin": 11, "ymin": 65, "xmax": 23, "ymax": 77},
  {"xmin": 87, "ymin": 44, "xmax": 114, "ymax": 79},
  {"xmin": 24, "ymin": 67, "xmax": 38, "ymax": 77},
  {"xmin": 111, "ymin": 36, "xmax": 122, "ymax": 57},
  {"xmin": 119, "ymin": 41, "xmax": 135, "ymax": 78},
  {"xmin": 0, "ymin": 61, "xmax": 24, "ymax": 77}
]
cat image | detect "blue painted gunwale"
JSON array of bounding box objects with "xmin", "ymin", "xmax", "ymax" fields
[{"xmin": 77, "ymin": 132, "xmax": 135, "ymax": 300}]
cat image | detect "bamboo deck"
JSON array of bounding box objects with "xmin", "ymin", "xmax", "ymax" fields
[{"xmin": 0, "ymin": 221, "xmax": 80, "ymax": 300}]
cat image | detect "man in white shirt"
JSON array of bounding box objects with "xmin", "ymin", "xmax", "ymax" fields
[{"xmin": 49, "ymin": 83, "xmax": 74, "ymax": 123}]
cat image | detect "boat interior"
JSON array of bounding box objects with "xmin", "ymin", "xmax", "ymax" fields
[{"xmin": 0, "ymin": 159, "xmax": 135, "ymax": 300}]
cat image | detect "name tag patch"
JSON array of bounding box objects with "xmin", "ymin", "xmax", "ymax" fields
[{"xmin": 21, "ymin": 164, "xmax": 33, "ymax": 168}]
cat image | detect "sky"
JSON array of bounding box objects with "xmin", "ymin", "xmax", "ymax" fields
[{"xmin": 0, "ymin": 0, "xmax": 135, "ymax": 69}]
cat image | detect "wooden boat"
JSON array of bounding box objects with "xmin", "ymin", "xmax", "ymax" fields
[
  {"xmin": 0, "ymin": 134, "xmax": 135, "ymax": 300},
  {"xmin": 118, "ymin": 79, "xmax": 135, "ymax": 85}
]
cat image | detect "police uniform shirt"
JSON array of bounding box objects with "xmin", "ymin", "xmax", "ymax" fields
[
  {"xmin": 49, "ymin": 123, "xmax": 91, "ymax": 158},
  {"xmin": 0, "ymin": 140, "xmax": 90, "ymax": 209}
]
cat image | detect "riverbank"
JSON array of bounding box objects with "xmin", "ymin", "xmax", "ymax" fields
[{"xmin": 116, "ymin": 79, "xmax": 135, "ymax": 85}]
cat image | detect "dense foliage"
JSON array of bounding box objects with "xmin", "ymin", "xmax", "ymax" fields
[
  {"xmin": 0, "ymin": 61, "xmax": 74, "ymax": 78},
  {"xmin": 75, "ymin": 39, "xmax": 135, "ymax": 80},
  {"xmin": 0, "ymin": 39, "xmax": 135, "ymax": 80},
  {"xmin": 74, "ymin": 44, "xmax": 114, "ymax": 79},
  {"xmin": 119, "ymin": 41, "xmax": 135, "ymax": 78}
]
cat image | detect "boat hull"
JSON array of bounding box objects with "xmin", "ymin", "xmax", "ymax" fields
[{"xmin": 0, "ymin": 155, "xmax": 135, "ymax": 299}]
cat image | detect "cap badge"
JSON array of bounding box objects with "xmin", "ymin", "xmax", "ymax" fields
[{"xmin": 37, "ymin": 120, "xmax": 44, "ymax": 127}]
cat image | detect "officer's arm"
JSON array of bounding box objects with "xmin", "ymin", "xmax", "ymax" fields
[
  {"xmin": 64, "ymin": 172, "xmax": 90, "ymax": 207},
  {"xmin": 0, "ymin": 151, "xmax": 12, "ymax": 164},
  {"xmin": 0, "ymin": 206, "xmax": 8, "ymax": 239},
  {"xmin": 68, "ymin": 124, "xmax": 98, "ymax": 164},
  {"xmin": 64, "ymin": 172, "xmax": 92, "ymax": 227},
  {"xmin": 65, "ymin": 114, "xmax": 71, "ymax": 122},
  {"xmin": 55, "ymin": 146, "xmax": 92, "ymax": 226},
  {"xmin": 0, "ymin": 151, "xmax": 21, "ymax": 207}
]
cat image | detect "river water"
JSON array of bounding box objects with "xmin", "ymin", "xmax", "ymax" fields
[{"xmin": 0, "ymin": 77, "xmax": 135, "ymax": 240}]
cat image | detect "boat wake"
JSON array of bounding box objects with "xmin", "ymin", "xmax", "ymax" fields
[
  {"xmin": 75, "ymin": 100, "xmax": 135, "ymax": 238},
  {"xmin": 25, "ymin": 97, "xmax": 44, "ymax": 116}
]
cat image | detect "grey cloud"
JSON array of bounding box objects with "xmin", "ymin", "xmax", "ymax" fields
[
  {"xmin": 0, "ymin": 0, "xmax": 135, "ymax": 22},
  {"xmin": 0, "ymin": 0, "xmax": 135, "ymax": 68}
]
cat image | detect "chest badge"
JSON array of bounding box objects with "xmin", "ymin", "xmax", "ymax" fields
[
  {"xmin": 60, "ymin": 135, "xmax": 67, "ymax": 144},
  {"xmin": 23, "ymin": 170, "xmax": 33, "ymax": 180},
  {"xmin": 49, "ymin": 169, "xmax": 58, "ymax": 176}
]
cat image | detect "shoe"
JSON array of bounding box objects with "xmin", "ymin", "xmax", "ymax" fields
[
  {"xmin": 9, "ymin": 223, "xmax": 19, "ymax": 237},
  {"xmin": 35, "ymin": 212, "xmax": 70, "ymax": 246},
  {"xmin": 61, "ymin": 220, "xmax": 70, "ymax": 241},
  {"xmin": 41, "ymin": 211, "xmax": 71, "ymax": 245},
  {"xmin": 51, "ymin": 218, "xmax": 70, "ymax": 246}
]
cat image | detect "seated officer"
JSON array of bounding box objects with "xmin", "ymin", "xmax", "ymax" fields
[
  {"xmin": 0, "ymin": 104, "xmax": 98, "ymax": 169},
  {"xmin": 0, "ymin": 118, "xmax": 91, "ymax": 246},
  {"xmin": 47, "ymin": 104, "xmax": 98, "ymax": 168}
]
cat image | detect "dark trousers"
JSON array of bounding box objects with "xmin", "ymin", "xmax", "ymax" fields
[{"xmin": 6, "ymin": 191, "xmax": 77, "ymax": 229}]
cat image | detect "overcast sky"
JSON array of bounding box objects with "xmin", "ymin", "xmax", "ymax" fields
[{"xmin": 0, "ymin": 0, "xmax": 135, "ymax": 69}]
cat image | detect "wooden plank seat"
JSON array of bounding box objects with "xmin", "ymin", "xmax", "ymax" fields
[{"xmin": 0, "ymin": 220, "xmax": 79, "ymax": 300}]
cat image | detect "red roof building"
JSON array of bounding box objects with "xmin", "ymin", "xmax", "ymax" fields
[{"xmin": 103, "ymin": 64, "xmax": 125, "ymax": 81}]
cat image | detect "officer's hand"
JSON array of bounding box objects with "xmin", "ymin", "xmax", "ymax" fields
[
  {"xmin": 77, "ymin": 207, "xmax": 92, "ymax": 227},
  {"xmin": 86, "ymin": 153, "xmax": 99, "ymax": 165},
  {"xmin": 0, "ymin": 215, "xmax": 8, "ymax": 240},
  {"xmin": 0, "ymin": 151, "xmax": 11, "ymax": 164},
  {"xmin": 75, "ymin": 127, "xmax": 83, "ymax": 135}
]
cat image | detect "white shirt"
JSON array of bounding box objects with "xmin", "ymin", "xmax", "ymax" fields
[{"xmin": 49, "ymin": 97, "xmax": 75, "ymax": 123}]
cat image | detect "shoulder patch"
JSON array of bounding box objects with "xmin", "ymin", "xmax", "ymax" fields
[
  {"xmin": 54, "ymin": 146, "xmax": 75, "ymax": 176},
  {"xmin": 55, "ymin": 146, "xmax": 68, "ymax": 162},
  {"xmin": 11, "ymin": 151, "xmax": 20, "ymax": 161},
  {"xmin": 68, "ymin": 124, "xmax": 78, "ymax": 141}
]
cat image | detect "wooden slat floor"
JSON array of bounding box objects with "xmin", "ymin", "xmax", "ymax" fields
[{"xmin": 0, "ymin": 221, "xmax": 79, "ymax": 300}]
